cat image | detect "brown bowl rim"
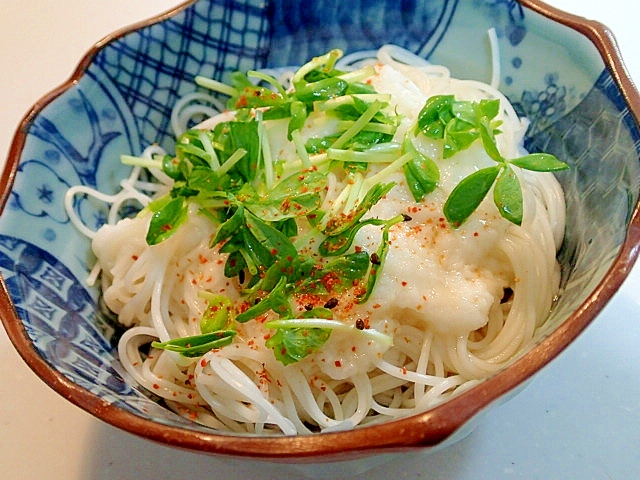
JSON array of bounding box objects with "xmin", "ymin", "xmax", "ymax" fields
[{"xmin": 1, "ymin": 0, "xmax": 639, "ymax": 461}]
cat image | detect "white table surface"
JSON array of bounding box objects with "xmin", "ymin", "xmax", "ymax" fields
[{"xmin": 1, "ymin": 1, "xmax": 639, "ymax": 479}]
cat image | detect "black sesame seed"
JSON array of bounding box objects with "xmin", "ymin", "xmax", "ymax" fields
[
  {"xmin": 501, "ymin": 287, "xmax": 514, "ymax": 304},
  {"xmin": 324, "ymin": 297, "xmax": 338, "ymax": 309}
]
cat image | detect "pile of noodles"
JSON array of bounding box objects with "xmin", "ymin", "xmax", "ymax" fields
[{"xmin": 66, "ymin": 44, "xmax": 565, "ymax": 435}]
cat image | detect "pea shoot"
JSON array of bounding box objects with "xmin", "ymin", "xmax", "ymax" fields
[
  {"xmin": 415, "ymin": 95, "xmax": 568, "ymax": 226},
  {"xmin": 131, "ymin": 49, "xmax": 567, "ymax": 365}
]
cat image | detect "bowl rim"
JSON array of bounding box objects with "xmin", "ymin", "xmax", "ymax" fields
[{"xmin": 1, "ymin": 0, "xmax": 639, "ymax": 460}]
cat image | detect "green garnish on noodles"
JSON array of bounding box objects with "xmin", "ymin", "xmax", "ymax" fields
[{"xmin": 124, "ymin": 49, "xmax": 567, "ymax": 364}]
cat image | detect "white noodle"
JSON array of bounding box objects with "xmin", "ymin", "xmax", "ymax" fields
[
  {"xmin": 171, "ymin": 91, "xmax": 225, "ymax": 137},
  {"xmin": 66, "ymin": 45, "xmax": 566, "ymax": 435}
]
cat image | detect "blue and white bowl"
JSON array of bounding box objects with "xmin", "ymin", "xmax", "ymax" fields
[{"xmin": 1, "ymin": 0, "xmax": 639, "ymax": 460}]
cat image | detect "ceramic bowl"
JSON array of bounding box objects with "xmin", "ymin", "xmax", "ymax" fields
[{"xmin": 1, "ymin": 0, "xmax": 639, "ymax": 462}]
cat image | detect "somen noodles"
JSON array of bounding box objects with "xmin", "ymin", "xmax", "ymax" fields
[{"xmin": 65, "ymin": 45, "xmax": 567, "ymax": 435}]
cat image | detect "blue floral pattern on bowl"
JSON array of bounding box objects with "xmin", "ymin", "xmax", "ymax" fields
[{"xmin": 1, "ymin": 0, "xmax": 639, "ymax": 453}]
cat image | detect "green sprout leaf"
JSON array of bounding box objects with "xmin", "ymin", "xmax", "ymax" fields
[
  {"xmin": 265, "ymin": 325, "xmax": 332, "ymax": 366},
  {"xmin": 509, "ymin": 153, "xmax": 570, "ymax": 172},
  {"xmin": 244, "ymin": 211, "xmax": 298, "ymax": 263},
  {"xmin": 287, "ymin": 100, "xmax": 308, "ymax": 140},
  {"xmin": 402, "ymin": 136, "xmax": 439, "ymax": 202},
  {"xmin": 235, "ymin": 276, "xmax": 291, "ymax": 323},
  {"xmin": 151, "ymin": 330, "xmax": 237, "ymax": 357},
  {"xmin": 161, "ymin": 154, "xmax": 183, "ymax": 181},
  {"xmin": 415, "ymin": 94, "xmax": 455, "ymax": 139},
  {"xmin": 227, "ymin": 121, "xmax": 261, "ymax": 182},
  {"xmin": 294, "ymin": 77, "xmax": 348, "ymax": 103},
  {"xmin": 265, "ymin": 308, "xmax": 333, "ymax": 365},
  {"xmin": 358, "ymin": 213, "xmax": 407, "ymax": 303},
  {"xmin": 211, "ymin": 205, "xmax": 245, "ymax": 247},
  {"xmin": 227, "ymin": 71, "xmax": 287, "ymax": 110},
  {"xmin": 318, "ymin": 218, "xmax": 387, "ymax": 256},
  {"xmin": 298, "ymin": 251, "xmax": 371, "ymax": 295},
  {"xmin": 443, "ymin": 165, "xmax": 501, "ymax": 227},
  {"xmin": 478, "ymin": 121, "xmax": 503, "ymax": 162},
  {"xmin": 243, "ymin": 169, "xmax": 326, "ymax": 221},
  {"xmin": 493, "ymin": 165, "xmax": 523, "ymax": 225},
  {"xmin": 146, "ymin": 197, "xmax": 188, "ymax": 245},
  {"xmin": 199, "ymin": 293, "xmax": 235, "ymax": 333},
  {"xmin": 322, "ymin": 181, "xmax": 396, "ymax": 236}
]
